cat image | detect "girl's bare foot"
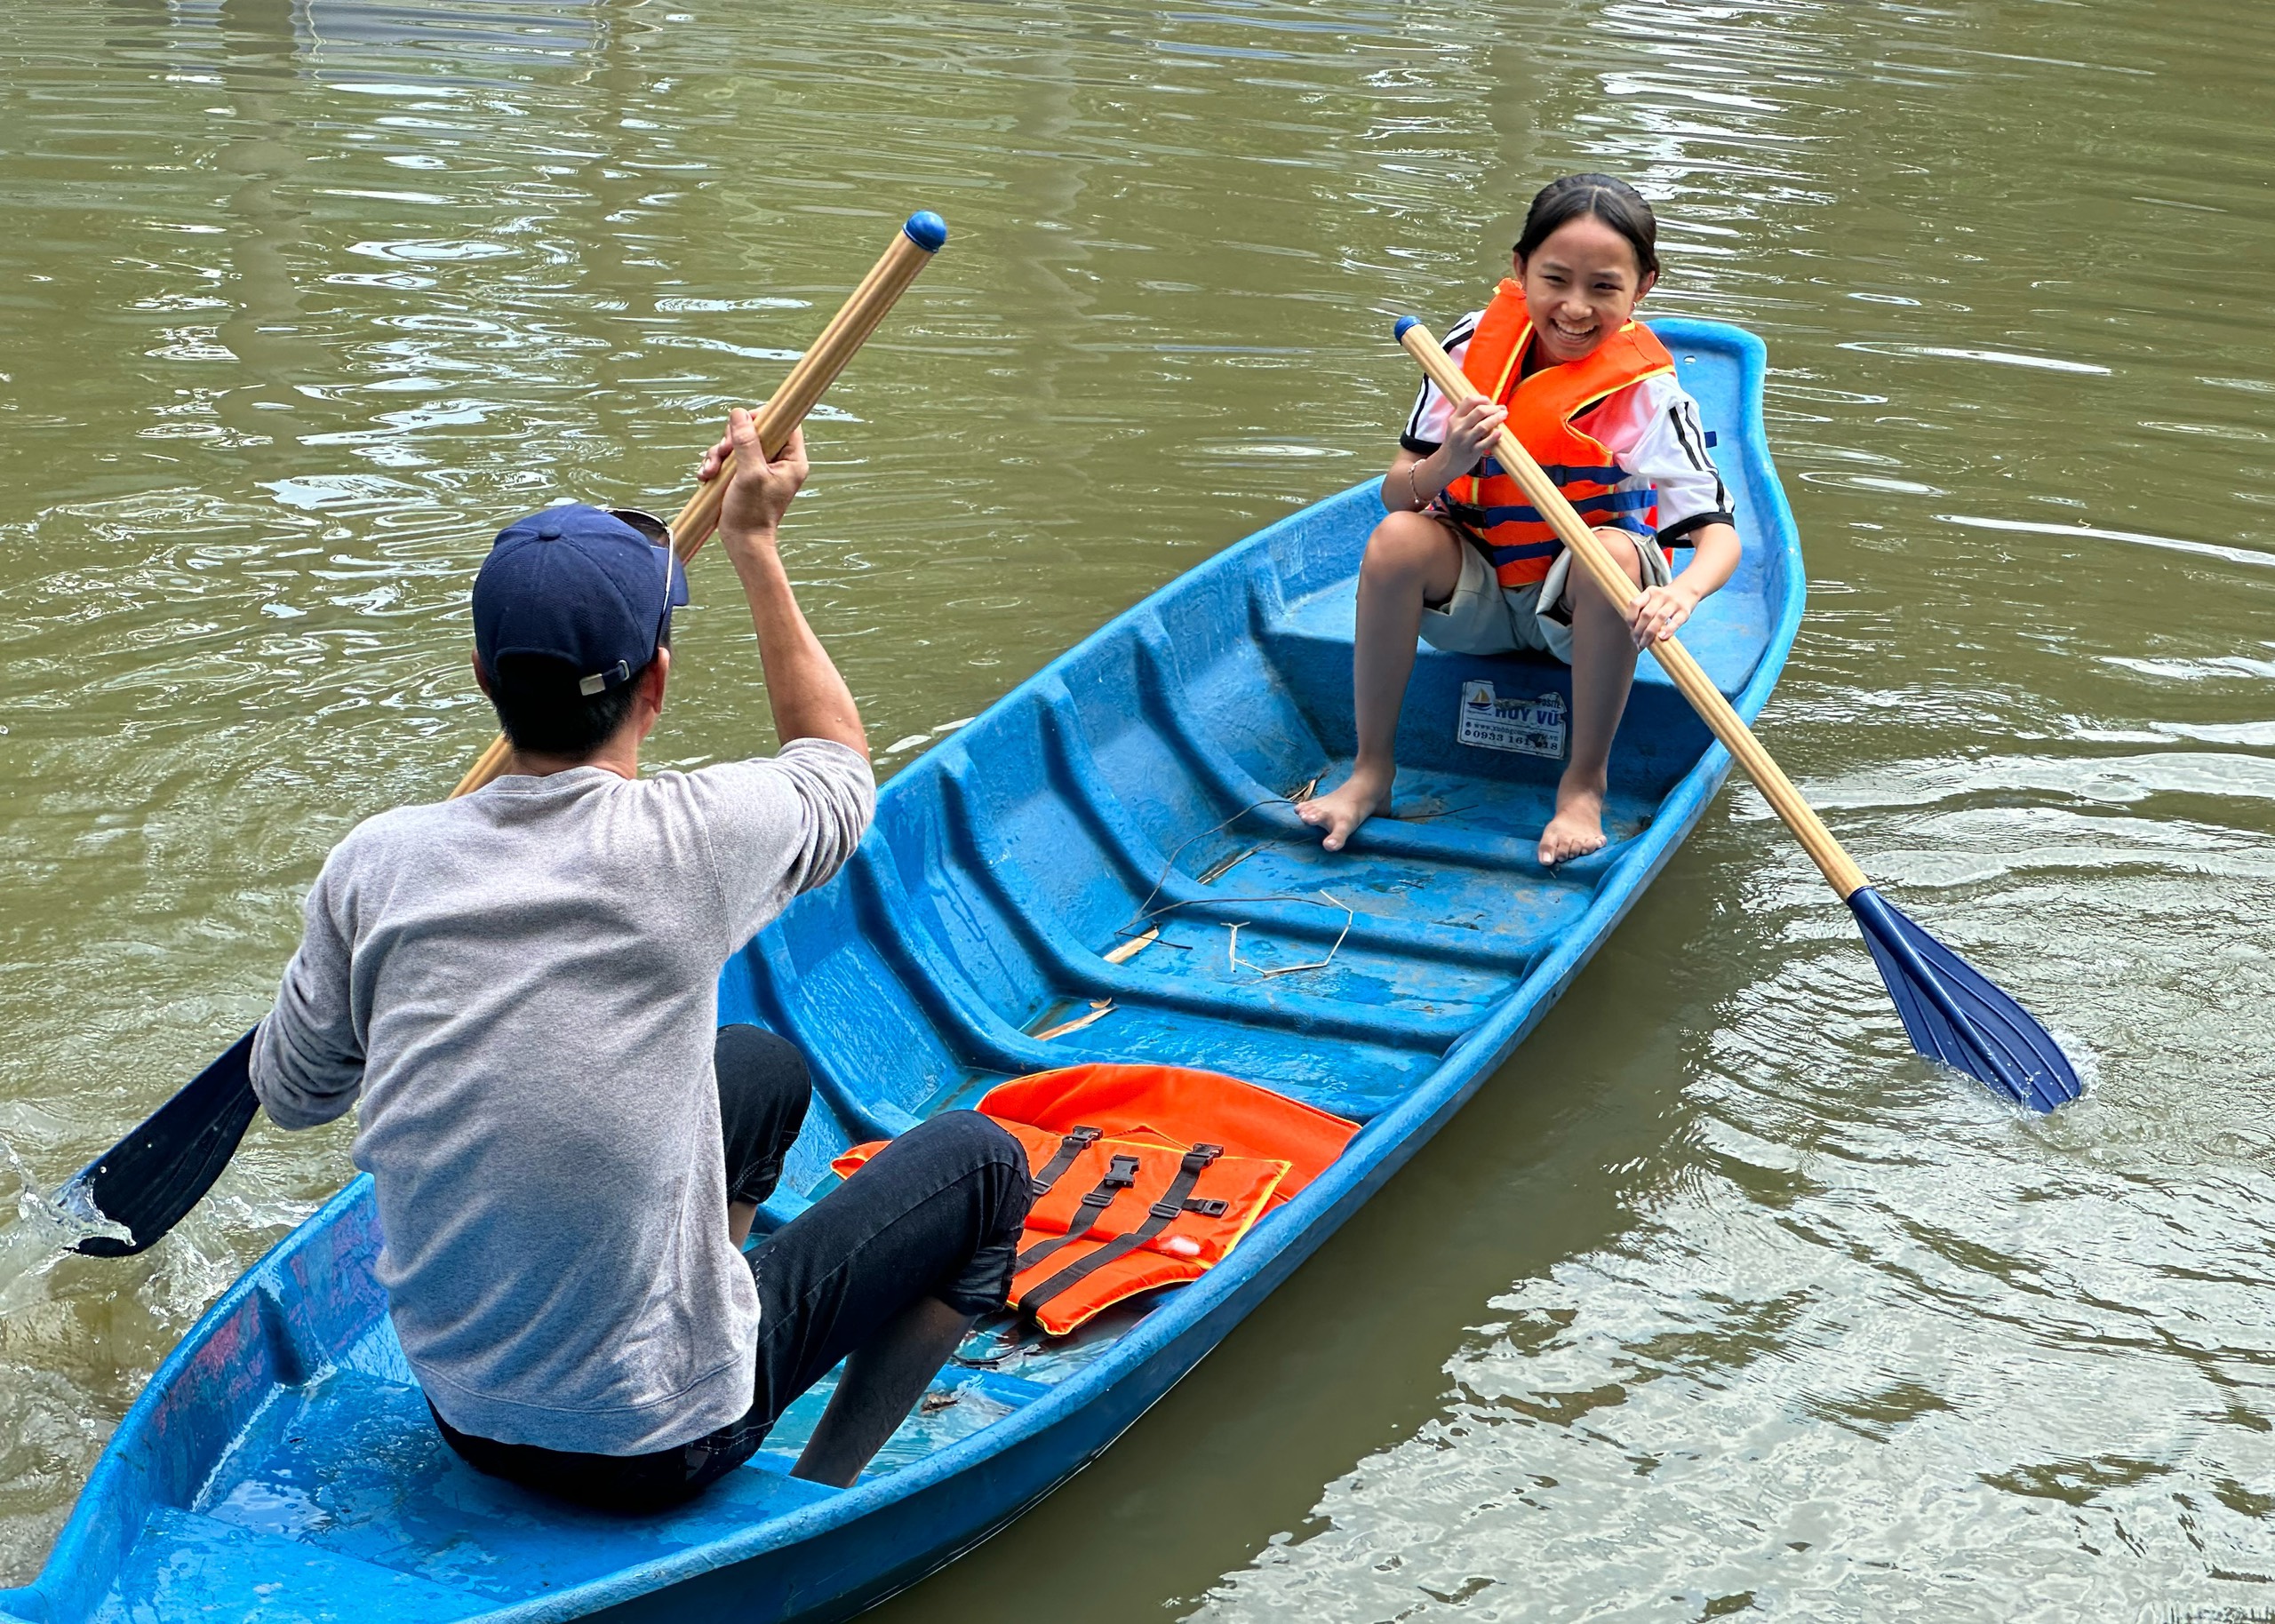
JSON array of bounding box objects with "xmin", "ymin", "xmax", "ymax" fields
[
  {"xmin": 1538, "ymin": 775, "xmax": 1608, "ymax": 866},
  {"xmin": 1297, "ymin": 768, "xmax": 1393, "ymax": 853}
]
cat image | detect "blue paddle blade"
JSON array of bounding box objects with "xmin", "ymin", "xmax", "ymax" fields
[
  {"xmin": 1847, "ymin": 887, "xmax": 2082, "ymax": 1112},
  {"xmin": 56, "ymin": 1026, "xmax": 261, "ymax": 1256}
]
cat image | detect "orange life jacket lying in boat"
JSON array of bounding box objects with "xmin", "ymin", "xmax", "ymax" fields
[
  {"xmin": 832, "ymin": 1063, "xmax": 1359, "ymax": 1336},
  {"xmin": 1441, "ymin": 279, "xmax": 1679, "ymax": 587}
]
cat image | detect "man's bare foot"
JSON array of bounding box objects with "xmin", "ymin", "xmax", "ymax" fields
[
  {"xmin": 1538, "ymin": 776, "xmax": 1608, "ymax": 866},
  {"xmin": 1297, "ymin": 768, "xmax": 1393, "ymax": 853}
]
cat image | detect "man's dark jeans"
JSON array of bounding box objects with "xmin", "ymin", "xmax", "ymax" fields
[{"xmin": 430, "ymin": 1025, "xmax": 1031, "ymax": 1511}]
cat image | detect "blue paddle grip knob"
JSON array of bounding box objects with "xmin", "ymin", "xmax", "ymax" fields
[
  {"xmin": 903, "ymin": 211, "xmax": 948, "ymax": 253},
  {"xmin": 1393, "ymin": 315, "xmax": 1421, "ymax": 342}
]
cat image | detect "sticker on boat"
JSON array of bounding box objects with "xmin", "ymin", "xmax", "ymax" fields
[{"xmin": 1457, "ymin": 681, "xmax": 1569, "ymax": 759}]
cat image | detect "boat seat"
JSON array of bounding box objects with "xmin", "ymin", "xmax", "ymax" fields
[
  {"xmin": 189, "ymin": 1367, "xmax": 839, "ymax": 1604},
  {"xmin": 92, "ymin": 1508, "xmax": 483, "ymax": 1624},
  {"xmin": 1262, "ymin": 573, "xmax": 1772, "ymax": 700}
]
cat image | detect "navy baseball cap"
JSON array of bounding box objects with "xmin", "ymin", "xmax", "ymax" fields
[{"xmin": 473, "ymin": 504, "xmax": 690, "ymax": 697}]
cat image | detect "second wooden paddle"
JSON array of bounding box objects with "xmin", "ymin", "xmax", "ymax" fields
[{"xmin": 1395, "ymin": 315, "xmax": 2080, "ymax": 1112}]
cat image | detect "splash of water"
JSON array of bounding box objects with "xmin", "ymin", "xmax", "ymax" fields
[{"xmin": 0, "ymin": 1138, "xmax": 129, "ymax": 1320}]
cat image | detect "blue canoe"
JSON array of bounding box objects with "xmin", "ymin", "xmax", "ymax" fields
[{"xmin": 3, "ymin": 317, "xmax": 1801, "ymax": 1624}]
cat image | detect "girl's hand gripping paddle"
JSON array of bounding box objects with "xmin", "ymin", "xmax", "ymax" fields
[
  {"xmin": 1394, "ymin": 316, "xmax": 2081, "ymax": 1112},
  {"xmin": 54, "ymin": 213, "xmax": 951, "ymax": 1258}
]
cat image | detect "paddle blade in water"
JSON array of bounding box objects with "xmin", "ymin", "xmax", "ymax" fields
[
  {"xmin": 55, "ymin": 1028, "xmax": 261, "ymax": 1256},
  {"xmin": 1847, "ymin": 887, "xmax": 2082, "ymax": 1112}
]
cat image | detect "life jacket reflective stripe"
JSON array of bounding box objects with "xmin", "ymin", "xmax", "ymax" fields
[
  {"xmin": 1441, "ymin": 280, "xmax": 1677, "ymax": 587},
  {"xmin": 829, "ymin": 1064, "xmax": 1360, "ymax": 1336}
]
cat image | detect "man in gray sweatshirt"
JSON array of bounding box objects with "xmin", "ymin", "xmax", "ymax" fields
[{"xmin": 249, "ymin": 409, "xmax": 1031, "ymax": 1510}]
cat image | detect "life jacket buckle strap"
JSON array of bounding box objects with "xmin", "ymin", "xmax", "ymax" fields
[
  {"xmin": 1027, "ymin": 1125, "xmax": 1104, "ymax": 1198},
  {"xmin": 1184, "ymin": 1197, "xmax": 1230, "ymax": 1218},
  {"xmin": 1013, "ymin": 1152, "xmax": 1145, "ymax": 1272},
  {"xmin": 1017, "ymin": 1142, "xmax": 1226, "ymax": 1325}
]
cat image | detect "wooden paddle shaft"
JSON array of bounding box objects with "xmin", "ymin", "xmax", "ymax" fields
[
  {"xmin": 1395, "ymin": 321, "xmax": 1871, "ymax": 900},
  {"xmin": 448, "ymin": 216, "xmax": 946, "ymax": 800},
  {"xmin": 661, "ymin": 222, "xmax": 941, "ymax": 560}
]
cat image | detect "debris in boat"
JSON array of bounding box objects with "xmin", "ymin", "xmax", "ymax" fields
[
  {"xmin": 1390, "ymin": 797, "xmax": 1475, "ymax": 823},
  {"xmin": 952, "ymin": 1323, "xmax": 1032, "ymax": 1369},
  {"xmin": 1033, "ymin": 999, "xmax": 1114, "ymax": 1041},
  {"xmin": 1226, "ymin": 891, "xmax": 1354, "ymax": 980},
  {"xmin": 1102, "ymin": 926, "xmax": 1160, "ymax": 964},
  {"xmin": 1287, "ymin": 774, "xmax": 1322, "ymax": 803},
  {"xmin": 1197, "ymin": 844, "xmax": 1261, "ymax": 885},
  {"xmin": 920, "ymin": 1390, "xmax": 959, "ymax": 1413},
  {"xmin": 1124, "ymin": 795, "xmax": 1292, "ymax": 927},
  {"xmin": 1113, "ymin": 797, "xmax": 1374, "ymax": 974}
]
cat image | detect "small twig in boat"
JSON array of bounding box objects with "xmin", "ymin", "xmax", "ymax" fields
[
  {"xmin": 1226, "ymin": 891, "xmax": 1355, "ymax": 980},
  {"xmin": 1102, "ymin": 926, "xmax": 1160, "ymax": 965},
  {"xmin": 1033, "ymin": 999, "xmax": 1114, "ymax": 1041},
  {"xmin": 1196, "ymin": 845, "xmax": 1261, "ymax": 886},
  {"xmin": 1122, "ymin": 797, "xmax": 1294, "ymax": 932},
  {"xmin": 1390, "ymin": 801, "xmax": 1477, "ymax": 823},
  {"xmin": 1287, "ymin": 774, "xmax": 1322, "ymax": 803},
  {"xmin": 1131, "ymin": 891, "xmax": 1357, "ymax": 930},
  {"xmin": 1260, "ymin": 893, "xmax": 1355, "ymax": 977}
]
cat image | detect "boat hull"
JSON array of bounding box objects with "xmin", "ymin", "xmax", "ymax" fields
[{"xmin": 4, "ymin": 316, "xmax": 1800, "ymax": 1624}]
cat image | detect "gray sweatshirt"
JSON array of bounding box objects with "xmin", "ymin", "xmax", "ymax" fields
[{"xmin": 250, "ymin": 739, "xmax": 874, "ymax": 1454}]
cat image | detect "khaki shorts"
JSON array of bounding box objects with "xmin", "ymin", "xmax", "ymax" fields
[{"xmin": 1417, "ymin": 526, "xmax": 1672, "ymax": 665}]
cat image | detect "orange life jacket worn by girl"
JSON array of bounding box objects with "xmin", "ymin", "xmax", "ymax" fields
[
  {"xmin": 1436, "ymin": 278, "xmax": 1680, "ymax": 585},
  {"xmin": 1408, "ymin": 277, "xmax": 1734, "ymax": 589}
]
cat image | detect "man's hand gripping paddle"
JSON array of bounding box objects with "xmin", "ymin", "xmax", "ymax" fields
[
  {"xmin": 448, "ymin": 211, "xmax": 947, "ymax": 795},
  {"xmin": 1395, "ymin": 316, "xmax": 2082, "ymax": 1113},
  {"xmin": 52, "ymin": 212, "xmax": 950, "ymax": 1258}
]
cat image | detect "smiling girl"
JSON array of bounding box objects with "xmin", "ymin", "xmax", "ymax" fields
[{"xmin": 1299, "ymin": 174, "xmax": 1743, "ymax": 865}]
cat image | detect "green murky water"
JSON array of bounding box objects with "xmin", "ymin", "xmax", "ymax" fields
[{"xmin": 5, "ymin": 1, "xmax": 2275, "ymax": 1615}]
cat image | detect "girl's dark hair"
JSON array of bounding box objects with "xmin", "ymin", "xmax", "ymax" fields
[{"xmin": 1513, "ymin": 174, "xmax": 1659, "ymax": 280}]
